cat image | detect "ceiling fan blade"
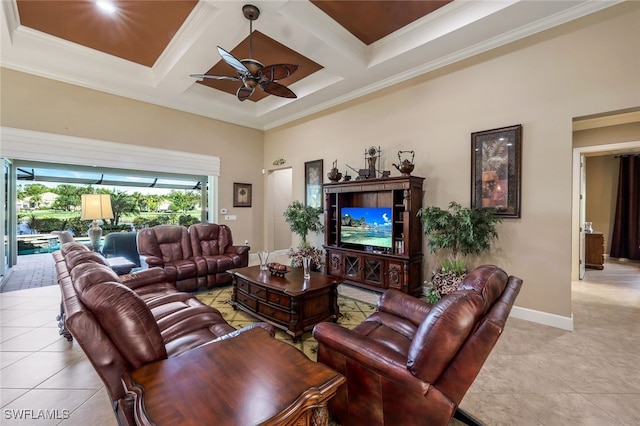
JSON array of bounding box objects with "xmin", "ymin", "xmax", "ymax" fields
[
  {"xmin": 190, "ymin": 74, "xmax": 240, "ymax": 82},
  {"xmin": 261, "ymin": 64, "xmax": 299, "ymax": 81},
  {"xmin": 261, "ymin": 81, "xmax": 297, "ymax": 99},
  {"xmin": 236, "ymin": 85, "xmax": 254, "ymax": 101},
  {"xmin": 217, "ymin": 46, "xmax": 251, "ymax": 76}
]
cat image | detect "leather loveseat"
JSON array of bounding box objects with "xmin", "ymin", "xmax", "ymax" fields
[
  {"xmin": 53, "ymin": 242, "xmax": 274, "ymax": 425},
  {"xmin": 313, "ymin": 264, "xmax": 523, "ymax": 426},
  {"xmin": 136, "ymin": 223, "xmax": 248, "ymax": 292}
]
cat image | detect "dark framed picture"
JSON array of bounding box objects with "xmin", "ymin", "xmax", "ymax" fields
[
  {"xmin": 471, "ymin": 124, "xmax": 522, "ymax": 218},
  {"xmin": 233, "ymin": 183, "xmax": 252, "ymax": 207},
  {"xmin": 305, "ymin": 159, "xmax": 323, "ymax": 209}
]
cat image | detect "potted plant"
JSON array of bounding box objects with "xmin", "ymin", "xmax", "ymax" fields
[
  {"xmin": 418, "ymin": 201, "xmax": 502, "ymax": 303},
  {"xmin": 283, "ymin": 200, "xmax": 324, "ymax": 271}
]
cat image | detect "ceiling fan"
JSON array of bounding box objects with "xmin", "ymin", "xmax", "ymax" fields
[{"xmin": 190, "ymin": 4, "xmax": 299, "ymax": 102}]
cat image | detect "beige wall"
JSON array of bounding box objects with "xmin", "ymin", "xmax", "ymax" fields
[
  {"xmin": 585, "ymin": 156, "xmax": 619, "ymax": 253},
  {"xmin": 265, "ymin": 2, "xmax": 640, "ymax": 319},
  {"xmin": 0, "ymin": 68, "xmax": 265, "ymax": 250},
  {"xmin": 1, "ymin": 2, "xmax": 639, "ymax": 323},
  {"xmin": 574, "ymin": 122, "xmax": 640, "ymax": 148}
]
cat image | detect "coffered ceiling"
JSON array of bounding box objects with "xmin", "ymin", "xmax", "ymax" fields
[{"xmin": 0, "ymin": 1, "xmax": 623, "ymax": 130}]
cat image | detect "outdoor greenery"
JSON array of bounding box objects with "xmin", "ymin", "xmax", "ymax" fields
[
  {"xmin": 418, "ymin": 201, "xmax": 502, "ymax": 302},
  {"xmin": 17, "ymin": 183, "xmax": 201, "ymax": 237}
]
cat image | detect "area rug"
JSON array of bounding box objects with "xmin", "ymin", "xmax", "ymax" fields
[{"xmin": 195, "ymin": 286, "xmax": 376, "ymax": 361}]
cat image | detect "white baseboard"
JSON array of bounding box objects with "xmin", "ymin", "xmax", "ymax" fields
[
  {"xmin": 510, "ymin": 306, "xmax": 574, "ymax": 331},
  {"xmin": 421, "ymin": 285, "xmax": 574, "ymax": 331},
  {"xmin": 242, "ymin": 262, "xmax": 575, "ymax": 332}
]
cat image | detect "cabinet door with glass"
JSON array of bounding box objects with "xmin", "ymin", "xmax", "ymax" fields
[
  {"xmin": 343, "ymin": 253, "xmax": 363, "ymax": 282},
  {"xmin": 362, "ymin": 257, "xmax": 383, "ymax": 289}
]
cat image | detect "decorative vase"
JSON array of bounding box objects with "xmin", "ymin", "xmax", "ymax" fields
[
  {"xmin": 258, "ymin": 251, "xmax": 270, "ymax": 270},
  {"xmin": 302, "ymin": 256, "xmax": 311, "ymax": 279},
  {"xmin": 327, "ymin": 167, "xmax": 342, "ymax": 182}
]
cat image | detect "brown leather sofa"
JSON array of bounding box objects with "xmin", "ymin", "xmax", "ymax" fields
[
  {"xmin": 313, "ymin": 264, "xmax": 523, "ymax": 426},
  {"xmin": 189, "ymin": 222, "xmax": 249, "ymax": 287},
  {"xmin": 53, "ymin": 242, "xmax": 274, "ymax": 425},
  {"xmin": 137, "ymin": 223, "xmax": 248, "ymax": 292}
]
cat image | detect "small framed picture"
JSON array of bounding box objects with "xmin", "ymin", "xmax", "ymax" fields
[
  {"xmin": 233, "ymin": 183, "xmax": 252, "ymax": 207},
  {"xmin": 305, "ymin": 159, "xmax": 323, "ymax": 209},
  {"xmin": 471, "ymin": 124, "xmax": 522, "ymax": 218}
]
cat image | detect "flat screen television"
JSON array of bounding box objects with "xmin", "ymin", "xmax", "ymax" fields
[{"xmin": 340, "ymin": 207, "xmax": 393, "ymax": 249}]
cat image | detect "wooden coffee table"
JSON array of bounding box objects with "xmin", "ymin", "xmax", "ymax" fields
[
  {"xmin": 130, "ymin": 327, "xmax": 345, "ymax": 426},
  {"xmin": 231, "ymin": 265, "xmax": 341, "ymax": 341}
]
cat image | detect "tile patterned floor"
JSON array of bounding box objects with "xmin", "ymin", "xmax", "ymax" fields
[
  {"xmin": 1, "ymin": 254, "xmax": 639, "ymax": 425},
  {"xmin": 0, "ymin": 253, "xmax": 57, "ymax": 293}
]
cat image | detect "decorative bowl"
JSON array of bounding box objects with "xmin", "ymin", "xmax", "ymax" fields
[{"xmin": 267, "ymin": 263, "xmax": 289, "ymax": 277}]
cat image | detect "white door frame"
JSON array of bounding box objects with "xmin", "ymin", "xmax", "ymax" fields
[{"xmin": 571, "ymin": 140, "xmax": 640, "ymax": 280}]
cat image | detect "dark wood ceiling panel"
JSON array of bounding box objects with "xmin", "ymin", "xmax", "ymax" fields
[
  {"xmin": 16, "ymin": 0, "xmax": 197, "ymax": 67},
  {"xmin": 310, "ymin": 0, "xmax": 452, "ymax": 45},
  {"xmin": 196, "ymin": 31, "xmax": 323, "ymax": 102},
  {"xmin": 13, "ymin": 0, "xmax": 451, "ymax": 102}
]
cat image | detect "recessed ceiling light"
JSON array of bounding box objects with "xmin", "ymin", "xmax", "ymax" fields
[{"xmin": 95, "ymin": 0, "xmax": 117, "ymax": 15}]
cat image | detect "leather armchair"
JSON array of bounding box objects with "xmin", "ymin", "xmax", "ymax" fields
[
  {"xmin": 189, "ymin": 222, "xmax": 250, "ymax": 288},
  {"xmin": 137, "ymin": 225, "xmax": 205, "ymax": 291},
  {"xmin": 101, "ymin": 231, "xmax": 140, "ymax": 267},
  {"xmin": 313, "ymin": 265, "xmax": 523, "ymax": 426}
]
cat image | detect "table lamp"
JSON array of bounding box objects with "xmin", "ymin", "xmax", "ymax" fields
[{"xmin": 81, "ymin": 194, "xmax": 114, "ymax": 251}]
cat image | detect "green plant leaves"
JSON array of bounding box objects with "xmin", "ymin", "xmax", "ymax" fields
[
  {"xmin": 283, "ymin": 200, "xmax": 324, "ymax": 246},
  {"xmin": 418, "ymin": 201, "xmax": 502, "ymax": 265}
]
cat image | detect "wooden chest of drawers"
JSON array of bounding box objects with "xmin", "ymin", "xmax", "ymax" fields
[{"xmin": 585, "ymin": 232, "xmax": 604, "ymax": 270}]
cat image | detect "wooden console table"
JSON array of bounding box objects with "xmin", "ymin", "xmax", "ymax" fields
[
  {"xmin": 130, "ymin": 327, "xmax": 345, "ymax": 426},
  {"xmin": 231, "ymin": 265, "xmax": 340, "ymax": 341}
]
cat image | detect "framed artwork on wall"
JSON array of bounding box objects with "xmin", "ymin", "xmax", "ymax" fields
[
  {"xmin": 233, "ymin": 183, "xmax": 252, "ymax": 207},
  {"xmin": 305, "ymin": 159, "xmax": 323, "ymax": 209},
  {"xmin": 471, "ymin": 124, "xmax": 522, "ymax": 218}
]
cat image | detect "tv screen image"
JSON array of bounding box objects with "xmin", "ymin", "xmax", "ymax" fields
[{"xmin": 340, "ymin": 207, "xmax": 393, "ymax": 249}]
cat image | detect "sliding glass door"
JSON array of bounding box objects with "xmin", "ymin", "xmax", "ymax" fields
[{"xmin": 1, "ymin": 158, "xmax": 17, "ymax": 278}]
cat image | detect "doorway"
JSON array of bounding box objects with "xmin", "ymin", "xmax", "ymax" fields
[
  {"xmin": 267, "ymin": 168, "xmax": 292, "ymax": 252},
  {"xmin": 572, "ymin": 141, "xmax": 640, "ymax": 280}
]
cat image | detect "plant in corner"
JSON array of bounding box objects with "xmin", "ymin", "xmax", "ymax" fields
[
  {"xmin": 417, "ymin": 201, "xmax": 502, "ymax": 303},
  {"xmin": 283, "ymin": 200, "xmax": 324, "ymax": 271}
]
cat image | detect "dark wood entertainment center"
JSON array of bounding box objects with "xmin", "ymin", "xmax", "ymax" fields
[{"xmin": 323, "ymin": 176, "xmax": 424, "ymax": 297}]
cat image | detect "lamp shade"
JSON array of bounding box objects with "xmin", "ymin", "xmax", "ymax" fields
[{"xmin": 81, "ymin": 194, "xmax": 114, "ymax": 221}]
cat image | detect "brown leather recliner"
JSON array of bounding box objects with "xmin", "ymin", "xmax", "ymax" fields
[
  {"xmin": 313, "ymin": 264, "xmax": 523, "ymax": 426},
  {"xmin": 137, "ymin": 224, "xmax": 205, "ymax": 291},
  {"xmin": 53, "ymin": 243, "xmax": 275, "ymax": 425},
  {"xmin": 189, "ymin": 222, "xmax": 250, "ymax": 288}
]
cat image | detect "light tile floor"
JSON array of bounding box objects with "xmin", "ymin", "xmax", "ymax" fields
[{"xmin": 1, "ymin": 255, "xmax": 638, "ymax": 425}]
